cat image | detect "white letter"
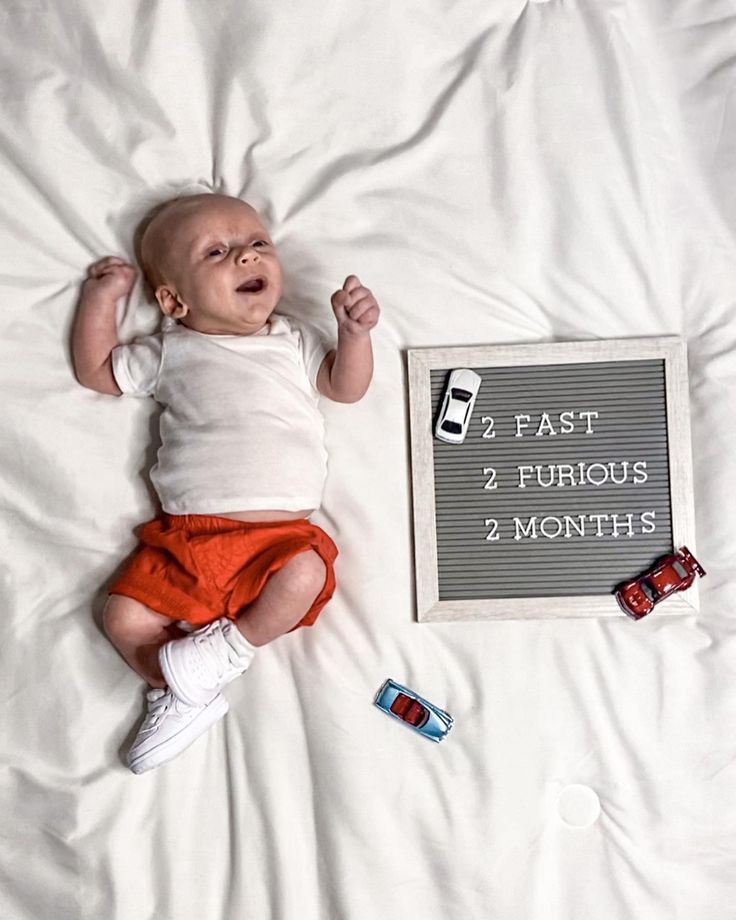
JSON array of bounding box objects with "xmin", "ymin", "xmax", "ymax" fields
[
  {"xmin": 610, "ymin": 513, "xmax": 635, "ymax": 538},
  {"xmin": 586, "ymin": 462, "xmax": 609, "ymax": 486},
  {"xmin": 557, "ymin": 464, "xmax": 576, "ymax": 487},
  {"xmin": 640, "ymin": 510, "xmax": 656, "ymax": 534},
  {"xmin": 609, "ymin": 461, "xmax": 628, "ymax": 485},
  {"xmin": 517, "ymin": 465, "xmax": 534, "ymax": 488},
  {"xmin": 633, "ymin": 460, "xmax": 648, "ymax": 485},
  {"xmin": 514, "ymin": 414, "xmax": 530, "ymax": 437},
  {"xmin": 536, "ymin": 412, "xmax": 556, "ymax": 436},
  {"xmin": 484, "ymin": 518, "xmax": 500, "ymax": 541},
  {"xmin": 540, "ymin": 516, "xmax": 563, "ymax": 539},
  {"xmin": 563, "ymin": 515, "xmax": 586, "ymax": 538},
  {"xmin": 579, "ymin": 410, "xmax": 599, "ymax": 434},
  {"xmin": 537, "ymin": 465, "xmax": 555, "ymax": 488},
  {"xmin": 481, "ymin": 416, "xmax": 496, "ymax": 439},
  {"xmin": 588, "ymin": 513, "xmax": 610, "ymax": 536},
  {"xmin": 513, "ymin": 516, "xmax": 537, "ymax": 540},
  {"xmin": 560, "ymin": 411, "xmax": 575, "ymax": 434}
]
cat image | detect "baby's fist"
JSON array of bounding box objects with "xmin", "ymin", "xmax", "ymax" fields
[
  {"xmin": 83, "ymin": 257, "xmax": 137, "ymax": 301},
  {"xmin": 331, "ymin": 275, "xmax": 380, "ymax": 335}
]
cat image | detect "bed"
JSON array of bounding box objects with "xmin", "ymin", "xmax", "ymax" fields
[{"xmin": 1, "ymin": 1, "xmax": 735, "ymax": 917}]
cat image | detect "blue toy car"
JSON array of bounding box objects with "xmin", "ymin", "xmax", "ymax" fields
[{"xmin": 374, "ymin": 679, "xmax": 454, "ymax": 742}]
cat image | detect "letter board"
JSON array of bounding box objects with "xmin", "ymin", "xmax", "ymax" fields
[{"xmin": 407, "ymin": 337, "xmax": 699, "ymax": 620}]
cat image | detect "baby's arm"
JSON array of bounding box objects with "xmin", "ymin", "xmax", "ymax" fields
[
  {"xmin": 72, "ymin": 257, "xmax": 137, "ymax": 395},
  {"xmin": 316, "ymin": 275, "xmax": 380, "ymax": 403}
]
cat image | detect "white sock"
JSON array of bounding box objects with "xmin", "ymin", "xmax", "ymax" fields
[{"xmin": 221, "ymin": 618, "xmax": 258, "ymax": 663}]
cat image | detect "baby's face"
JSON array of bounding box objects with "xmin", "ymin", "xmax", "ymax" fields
[{"xmin": 151, "ymin": 196, "xmax": 283, "ymax": 335}]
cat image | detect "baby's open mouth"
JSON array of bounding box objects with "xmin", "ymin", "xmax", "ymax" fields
[{"xmin": 236, "ymin": 277, "xmax": 266, "ymax": 294}]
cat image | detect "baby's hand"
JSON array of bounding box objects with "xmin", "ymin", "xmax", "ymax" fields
[
  {"xmin": 331, "ymin": 275, "xmax": 380, "ymax": 335},
  {"xmin": 83, "ymin": 257, "xmax": 137, "ymax": 301}
]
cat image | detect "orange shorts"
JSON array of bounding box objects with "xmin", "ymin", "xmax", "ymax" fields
[{"xmin": 109, "ymin": 513, "xmax": 338, "ymax": 629}]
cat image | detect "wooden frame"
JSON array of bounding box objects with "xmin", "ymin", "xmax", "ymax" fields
[{"xmin": 407, "ymin": 337, "xmax": 699, "ymax": 621}]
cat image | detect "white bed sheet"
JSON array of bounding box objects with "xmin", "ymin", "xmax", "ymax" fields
[{"xmin": 1, "ymin": 1, "xmax": 735, "ymax": 918}]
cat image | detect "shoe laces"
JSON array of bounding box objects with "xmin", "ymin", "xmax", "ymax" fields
[{"xmin": 193, "ymin": 622, "xmax": 247, "ymax": 680}]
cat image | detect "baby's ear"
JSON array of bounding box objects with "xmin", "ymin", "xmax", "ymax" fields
[{"xmin": 156, "ymin": 285, "xmax": 188, "ymax": 318}]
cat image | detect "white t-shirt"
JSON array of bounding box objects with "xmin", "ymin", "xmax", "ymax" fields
[{"xmin": 111, "ymin": 314, "xmax": 331, "ymax": 515}]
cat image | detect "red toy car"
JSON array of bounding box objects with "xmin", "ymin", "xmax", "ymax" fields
[{"xmin": 615, "ymin": 546, "xmax": 706, "ymax": 620}]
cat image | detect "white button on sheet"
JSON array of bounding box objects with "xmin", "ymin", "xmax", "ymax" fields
[{"xmin": 557, "ymin": 784, "xmax": 601, "ymax": 827}]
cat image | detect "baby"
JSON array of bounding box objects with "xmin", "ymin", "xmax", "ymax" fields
[{"xmin": 72, "ymin": 193, "xmax": 380, "ymax": 773}]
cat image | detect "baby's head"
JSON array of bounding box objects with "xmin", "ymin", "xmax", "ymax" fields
[{"xmin": 138, "ymin": 193, "xmax": 283, "ymax": 335}]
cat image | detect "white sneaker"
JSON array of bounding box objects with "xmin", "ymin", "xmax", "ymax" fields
[
  {"xmin": 159, "ymin": 617, "xmax": 256, "ymax": 708},
  {"xmin": 126, "ymin": 688, "xmax": 228, "ymax": 775}
]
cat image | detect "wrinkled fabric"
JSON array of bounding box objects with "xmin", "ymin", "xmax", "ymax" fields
[
  {"xmin": 1, "ymin": 2, "xmax": 735, "ymax": 919},
  {"xmin": 109, "ymin": 514, "xmax": 337, "ymax": 628}
]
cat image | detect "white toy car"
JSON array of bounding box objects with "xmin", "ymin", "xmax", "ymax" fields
[{"xmin": 434, "ymin": 368, "xmax": 482, "ymax": 444}]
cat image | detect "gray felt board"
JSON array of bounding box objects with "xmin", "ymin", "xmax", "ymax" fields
[{"xmin": 429, "ymin": 359, "xmax": 674, "ymax": 599}]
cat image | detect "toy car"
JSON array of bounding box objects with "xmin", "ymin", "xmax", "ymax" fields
[
  {"xmin": 435, "ymin": 368, "xmax": 482, "ymax": 444},
  {"xmin": 615, "ymin": 546, "xmax": 706, "ymax": 620},
  {"xmin": 374, "ymin": 679, "xmax": 454, "ymax": 742}
]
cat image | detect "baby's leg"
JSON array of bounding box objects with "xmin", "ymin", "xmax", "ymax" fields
[
  {"xmin": 156, "ymin": 551, "xmax": 327, "ymax": 711},
  {"xmin": 103, "ymin": 595, "xmax": 181, "ymax": 687},
  {"xmin": 235, "ymin": 549, "xmax": 327, "ymax": 646},
  {"xmin": 106, "ymin": 596, "xmax": 228, "ymax": 774}
]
